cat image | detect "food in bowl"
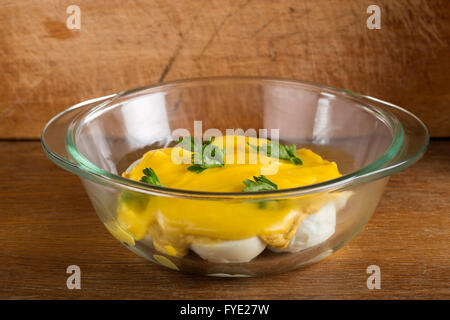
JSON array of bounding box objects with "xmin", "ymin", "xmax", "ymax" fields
[
  {"xmin": 116, "ymin": 134, "xmax": 353, "ymax": 263},
  {"xmin": 41, "ymin": 77, "xmax": 429, "ymax": 276}
]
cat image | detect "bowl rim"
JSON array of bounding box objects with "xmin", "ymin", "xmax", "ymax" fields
[{"xmin": 42, "ymin": 76, "xmax": 429, "ymax": 200}]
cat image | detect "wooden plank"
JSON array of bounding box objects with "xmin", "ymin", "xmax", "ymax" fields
[
  {"xmin": 0, "ymin": 0, "xmax": 449, "ymax": 139},
  {"xmin": 0, "ymin": 140, "xmax": 448, "ymax": 299}
]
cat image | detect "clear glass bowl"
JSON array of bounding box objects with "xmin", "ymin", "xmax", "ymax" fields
[{"xmin": 42, "ymin": 77, "xmax": 429, "ymax": 276}]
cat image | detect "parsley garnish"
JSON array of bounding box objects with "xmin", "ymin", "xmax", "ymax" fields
[
  {"xmin": 176, "ymin": 136, "xmax": 226, "ymax": 174},
  {"xmin": 176, "ymin": 136, "xmax": 200, "ymax": 152},
  {"xmin": 242, "ymin": 175, "xmax": 278, "ymax": 192},
  {"xmin": 247, "ymin": 141, "xmax": 303, "ymax": 165},
  {"xmin": 140, "ymin": 168, "xmax": 163, "ymax": 186}
]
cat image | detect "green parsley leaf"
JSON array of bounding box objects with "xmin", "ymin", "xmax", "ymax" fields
[
  {"xmin": 290, "ymin": 157, "xmax": 303, "ymax": 165},
  {"xmin": 187, "ymin": 165, "xmax": 207, "ymax": 174},
  {"xmin": 176, "ymin": 136, "xmax": 212, "ymax": 152},
  {"xmin": 247, "ymin": 141, "xmax": 303, "ymax": 165},
  {"xmin": 177, "ymin": 136, "xmax": 225, "ymax": 173},
  {"xmin": 242, "ymin": 175, "xmax": 278, "ymax": 192},
  {"xmin": 176, "ymin": 136, "xmax": 196, "ymax": 151},
  {"xmin": 140, "ymin": 168, "xmax": 163, "ymax": 186}
]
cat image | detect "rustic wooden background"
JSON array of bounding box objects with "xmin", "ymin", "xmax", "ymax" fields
[{"xmin": 1, "ymin": 0, "xmax": 449, "ymax": 139}]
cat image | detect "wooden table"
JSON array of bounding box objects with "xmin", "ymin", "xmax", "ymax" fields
[{"xmin": 0, "ymin": 140, "xmax": 448, "ymax": 299}]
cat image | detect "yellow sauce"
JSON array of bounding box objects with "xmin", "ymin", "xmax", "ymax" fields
[{"xmin": 113, "ymin": 135, "xmax": 341, "ymax": 256}]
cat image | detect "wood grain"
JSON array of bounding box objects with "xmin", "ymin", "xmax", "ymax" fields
[
  {"xmin": 0, "ymin": 140, "xmax": 448, "ymax": 299},
  {"xmin": 0, "ymin": 0, "xmax": 449, "ymax": 139}
]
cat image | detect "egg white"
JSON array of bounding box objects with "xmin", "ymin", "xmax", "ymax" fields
[
  {"xmin": 270, "ymin": 192, "xmax": 352, "ymax": 253},
  {"xmin": 191, "ymin": 237, "xmax": 267, "ymax": 263},
  {"xmin": 270, "ymin": 202, "xmax": 336, "ymax": 253}
]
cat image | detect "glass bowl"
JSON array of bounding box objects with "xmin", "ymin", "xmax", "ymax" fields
[{"xmin": 42, "ymin": 77, "xmax": 429, "ymax": 277}]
